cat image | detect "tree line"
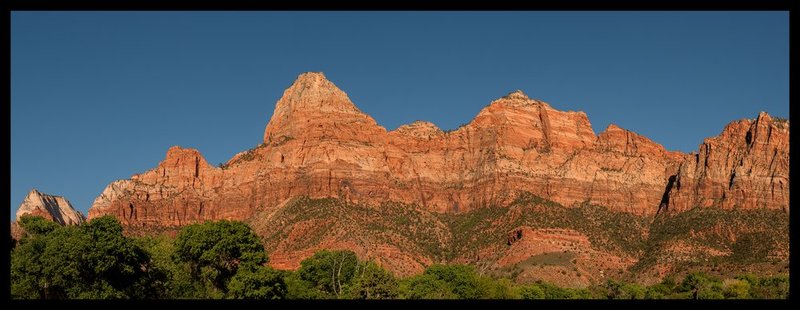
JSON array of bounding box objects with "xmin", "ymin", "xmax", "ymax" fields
[{"xmin": 10, "ymin": 215, "xmax": 789, "ymax": 299}]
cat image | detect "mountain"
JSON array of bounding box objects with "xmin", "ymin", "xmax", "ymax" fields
[
  {"xmin": 11, "ymin": 189, "xmax": 87, "ymax": 244},
  {"xmin": 16, "ymin": 189, "xmax": 86, "ymax": 226},
  {"xmin": 85, "ymin": 72, "xmax": 789, "ymax": 285}
]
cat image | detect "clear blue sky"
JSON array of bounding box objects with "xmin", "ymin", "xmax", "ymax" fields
[{"xmin": 10, "ymin": 12, "xmax": 789, "ymax": 218}]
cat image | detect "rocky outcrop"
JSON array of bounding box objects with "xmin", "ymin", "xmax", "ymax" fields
[
  {"xmin": 662, "ymin": 112, "xmax": 789, "ymax": 213},
  {"xmin": 16, "ymin": 189, "xmax": 86, "ymax": 225},
  {"xmin": 87, "ymin": 72, "xmax": 789, "ymax": 229}
]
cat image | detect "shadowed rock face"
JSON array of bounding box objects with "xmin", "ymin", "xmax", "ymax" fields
[
  {"xmin": 664, "ymin": 112, "xmax": 790, "ymax": 213},
  {"xmin": 87, "ymin": 72, "xmax": 789, "ymax": 228},
  {"xmin": 16, "ymin": 189, "xmax": 86, "ymax": 226}
]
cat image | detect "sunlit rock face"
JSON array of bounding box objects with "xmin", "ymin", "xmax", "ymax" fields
[{"xmin": 88, "ymin": 72, "xmax": 788, "ymax": 228}]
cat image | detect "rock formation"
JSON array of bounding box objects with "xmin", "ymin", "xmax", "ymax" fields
[
  {"xmin": 16, "ymin": 189, "xmax": 86, "ymax": 225},
  {"xmin": 88, "ymin": 72, "xmax": 789, "ymax": 229},
  {"xmin": 663, "ymin": 112, "xmax": 789, "ymax": 213}
]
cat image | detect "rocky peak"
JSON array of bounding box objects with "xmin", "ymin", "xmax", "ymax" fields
[
  {"xmin": 505, "ymin": 90, "xmax": 530, "ymax": 100},
  {"xmin": 706, "ymin": 112, "xmax": 786, "ymax": 148},
  {"xmin": 488, "ymin": 90, "xmax": 549, "ymax": 109},
  {"xmin": 665, "ymin": 111, "xmax": 789, "ymax": 213},
  {"xmin": 16, "ymin": 189, "xmax": 86, "ymax": 225},
  {"xmin": 133, "ymin": 146, "xmax": 217, "ymax": 188},
  {"xmin": 279, "ymin": 72, "xmax": 357, "ymax": 110},
  {"xmin": 160, "ymin": 146, "xmax": 211, "ymax": 173},
  {"xmin": 263, "ymin": 72, "xmax": 383, "ymax": 145}
]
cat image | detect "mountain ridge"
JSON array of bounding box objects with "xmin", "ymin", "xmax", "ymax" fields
[
  {"xmin": 27, "ymin": 71, "xmax": 783, "ymax": 285},
  {"xmin": 87, "ymin": 72, "xmax": 788, "ymax": 223}
]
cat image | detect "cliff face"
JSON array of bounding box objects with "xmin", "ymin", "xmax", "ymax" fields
[
  {"xmin": 16, "ymin": 189, "xmax": 86, "ymax": 226},
  {"xmin": 87, "ymin": 72, "xmax": 789, "ymax": 228},
  {"xmin": 663, "ymin": 112, "xmax": 790, "ymax": 213}
]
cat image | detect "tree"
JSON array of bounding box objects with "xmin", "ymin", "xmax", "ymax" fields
[
  {"xmin": 296, "ymin": 250, "xmax": 360, "ymax": 298},
  {"xmin": 10, "ymin": 234, "xmax": 48, "ymax": 298},
  {"xmin": 173, "ymin": 220, "xmax": 267, "ymax": 296},
  {"xmin": 347, "ymin": 261, "xmax": 399, "ymax": 299},
  {"xmin": 722, "ymin": 279, "xmax": 751, "ymax": 299},
  {"xmin": 519, "ymin": 284, "xmax": 545, "ymax": 299},
  {"xmin": 605, "ymin": 279, "xmax": 645, "ymax": 299},
  {"xmin": 135, "ymin": 235, "xmax": 196, "ymax": 298},
  {"xmin": 422, "ymin": 264, "xmax": 489, "ymax": 299},
  {"xmin": 400, "ymin": 273, "xmax": 457, "ymax": 299},
  {"xmin": 679, "ymin": 272, "xmax": 723, "ymax": 299},
  {"xmin": 743, "ymin": 274, "xmax": 789, "ymax": 299},
  {"xmin": 17, "ymin": 215, "xmax": 59, "ymax": 237},
  {"xmin": 284, "ymin": 270, "xmax": 327, "ymax": 299},
  {"xmin": 11, "ymin": 216, "xmax": 157, "ymax": 299},
  {"xmin": 226, "ymin": 265, "xmax": 287, "ymax": 299},
  {"xmin": 485, "ymin": 277, "xmax": 521, "ymax": 299}
]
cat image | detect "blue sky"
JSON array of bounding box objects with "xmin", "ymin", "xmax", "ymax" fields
[{"xmin": 10, "ymin": 12, "xmax": 789, "ymax": 218}]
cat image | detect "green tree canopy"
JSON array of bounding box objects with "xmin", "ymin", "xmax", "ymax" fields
[
  {"xmin": 347, "ymin": 261, "xmax": 399, "ymax": 299},
  {"xmin": 17, "ymin": 215, "xmax": 60, "ymax": 237},
  {"xmin": 11, "ymin": 216, "xmax": 159, "ymax": 299},
  {"xmin": 226, "ymin": 265, "xmax": 287, "ymax": 299},
  {"xmin": 296, "ymin": 250, "xmax": 360, "ymax": 298},
  {"xmin": 172, "ymin": 220, "xmax": 267, "ymax": 295},
  {"xmin": 679, "ymin": 272, "xmax": 724, "ymax": 299},
  {"xmin": 401, "ymin": 273, "xmax": 457, "ymax": 299},
  {"xmin": 421, "ymin": 264, "xmax": 489, "ymax": 299}
]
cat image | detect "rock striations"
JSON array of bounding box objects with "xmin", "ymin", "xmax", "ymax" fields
[
  {"xmin": 16, "ymin": 189, "xmax": 86, "ymax": 226},
  {"xmin": 664, "ymin": 112, "xmax": 790, "ymax": 213},
  {"xmin": 88, "ymin": 72, "xmax": 789, "ymax": 229}
]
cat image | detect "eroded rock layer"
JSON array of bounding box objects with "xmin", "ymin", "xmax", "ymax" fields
[{"xmin": 88, "ymin": 72, "xmax": 789, "ymax": 228}]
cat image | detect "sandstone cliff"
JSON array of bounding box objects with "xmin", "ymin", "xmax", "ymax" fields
[
  {"xmin": 16, "ymin": 189, "xmax": 86, "ymax": 225},
  {"xmin": 663, "ymin": 112, "xmax": 789, "ymax": 213},
  {"xmin": 82, "ymin": 72, "xmax": 789, "ymax": 283},
  {"xmin": 88, "ymin": 72, "xmax": 789, "ymax": 228}
]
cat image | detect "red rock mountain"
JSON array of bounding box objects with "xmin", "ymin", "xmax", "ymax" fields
[
  {"xmin": 664, "ymin": 112, "xmax": 790, "ymax": 213},
  {"xmin": 17, "ymin": 189, "xmax": 86, "ymax": 226},
  {"xmin": 12, "ymin": 189, "xmax": 86, "ymax": 244},
  {"xmin": 88, "ymin": 72, "xmax": 789, "ymax": 227}
]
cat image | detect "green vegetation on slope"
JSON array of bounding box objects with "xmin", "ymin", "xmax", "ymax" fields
[
  {"xmin": 439, "ymin": 192, "xmax": 650, "ymax": 262},
  {"xmin": 11, "ymin": 214, "xmax": 789, "ymax": 299},
  {"xmin": 10, "ymin": 192, "xmax": 789, "ymax": 299},
  {"xmin": 253, "ymin": 197, "xmax": 452, "ymax": 266},
  {"xmin": 632, "ymin": 206, "xmax": 790, "ymax": 277}
]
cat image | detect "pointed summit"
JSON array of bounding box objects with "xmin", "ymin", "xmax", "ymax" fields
[
  {"xmin": 504, "ymin": 90, "xmax": 530, "ymax": 100},
  {"xmin": 16, "ymin": 189, "xmax": 86, "ymax": 225},
  {"xmin": 604, "ymin": 123, "xmax": 624, "ymax": 132},
  {"xmin": 275, "ymin": 71, "xmax": 361, "ymax": 115},
  {"xmin": 484, "ymin": 89, "xmax": 549, "ymax": 110},
  {"xmin": 263, "ymin": 72, "xmax": 381, "ymax": 144}
]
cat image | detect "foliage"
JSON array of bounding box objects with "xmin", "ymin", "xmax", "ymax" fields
[
  {"xmin": 400, "ymin": 274, "xmax": 457, "ymax": 299},
  {"xmin": 519, "ymin": 284, "xmax": 545, "ymax": 299},
  {"xmin": 422, "ymin": 264, "xmax": 491, "ymax": 299},
  {"xmin": 346, "ymin": 261, "xmax": 400, "ymax": 299},
  {"xmin": 134, "ymin": 235, "xmax": 198, "ymax": 298},
  {"xmin": 11, "ymin": 216, "xmax": 161, "ymax": 299},
  {"xmin": 10, "ymin": 213, "xmax": 790, "ymax": 300},
  {"xmin": 441, "ymin": 191, "xmax": 649, "ymax": 262},
  {"xmin": 288, "ymin": 249, "xmax": 400, "ymax": 299},
  {"xmin": 17, "ymin": 215, "xmax": 60, "ymax": 237},
  {"xmin": 226, "ymin": 265, "xmax": 287, "ymax": 299},
  {"xmin": 295, "ymin": 250, "xmax": 360, "ymax": 298},
  {"xmin": 173, "ymin": 220, "xmax": 267, "ymax": 295},
  {"xmin": 677, "ymin": 272, "xmax": 724, "ymax": 299},
  {"xmin": 283, "ymin": 270, "xmax": 327, "ymax": 299},
  {"xmin": 605, "ymin": 279, "xmax": 646, "ymax": 299}
]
